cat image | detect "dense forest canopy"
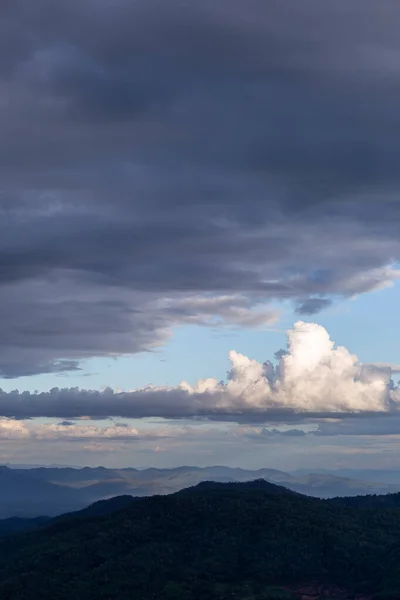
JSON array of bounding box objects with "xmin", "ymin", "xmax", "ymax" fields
[{"xmin": 0, "ymin": 480, "xmax": 400, "ymax": 599}]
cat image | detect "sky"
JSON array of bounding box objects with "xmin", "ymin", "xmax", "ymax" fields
[{"xmin": 1, "ymin": 0, "xmax": 400, "ymax": 470}]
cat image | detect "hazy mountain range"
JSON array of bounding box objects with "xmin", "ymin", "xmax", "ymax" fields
[{"xmin": 2, "ymin": 464, "xmax": 400, "ymax": 518}]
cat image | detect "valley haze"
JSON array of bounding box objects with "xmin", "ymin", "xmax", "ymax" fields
[{"xmin": 2, "ymin": 464, "xmax": 400, "ymax": 519}]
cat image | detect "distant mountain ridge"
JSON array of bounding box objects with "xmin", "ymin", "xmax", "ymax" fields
[
  {"xmin": 0, "ymin": 466, "xmax": 86, "ymax": 518},
  {"xmin": 294, "ymin": 467, "xmax": 400, "ymax": 485},
  {"xmin": 1, "ymin": 464, "xmax": 400, "ymax": 518}
]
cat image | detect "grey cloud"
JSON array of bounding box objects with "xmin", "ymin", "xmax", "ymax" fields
[
  {"xmin": 0, "ymin": 280, "xmax": 279, "ymax": 377},
  {"xmin": 0, "ymin": 359, "xmax": 81, "ymax": 379},
  {"xmin": 0, "ymin": 0, "xmax": 400, "ymax": 375},
  {"xmin": 0, "ymin": 386, "xmax": 392, "ymax": 422},
  {"xmin": 364, "ymin": 363, "xmax": 400, "ymax": 374},
  {"xmin": 244, "ymin": 427, "xmax": 308, "ymax": 440},
  {"xmin": 296, "ymin": 298, "xmax": 332, "ymax": 315},
  {"xmin": 314, "ymin": 416, "xmax": 400, "ymax": 437},
  {"xmin": 280, "ymin": 429, "xmax": 307, "ymax": 437},
  {"xmin": 274, "ymin": 349, "xmax": 288, "ymax": 360}
]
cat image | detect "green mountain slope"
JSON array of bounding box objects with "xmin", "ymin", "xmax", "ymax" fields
[{"xmin": 0, "ymin": 480, "xmax": 400, "ymax": 599}]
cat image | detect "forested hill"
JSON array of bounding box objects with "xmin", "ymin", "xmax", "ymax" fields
[
  {"xmin": 327, "ymin": 492, "xmax": 400, "ymax": 509},
  {"xmin": 0, "ymin": 479, "xmax": 400, "ymax": 599}
]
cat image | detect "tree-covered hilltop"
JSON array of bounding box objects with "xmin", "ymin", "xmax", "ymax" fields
[
  {"xmin": 327, "ymin": 492, "xmax": 400, "ymax": 509},
  {"xmin": 0, "ymin": 480, "xmax": 400, "ymax": 599}
]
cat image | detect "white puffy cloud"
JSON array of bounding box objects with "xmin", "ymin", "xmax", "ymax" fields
[
  {"xmin": 0, "ymin": 321, "xmax": 398, "ymax": 423},
  {"xmin": 181, "ymin": 321, "xmax": 394, "ymax": 414}
]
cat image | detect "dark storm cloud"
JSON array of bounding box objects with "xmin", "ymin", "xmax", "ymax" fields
[{"xmin": 0, "ymin": 0, "xmax": 400, "ymax": 376}]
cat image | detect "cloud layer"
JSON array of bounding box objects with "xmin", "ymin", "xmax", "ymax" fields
[
  {"xmin": 0, "ymin": 1, "xmax": 400, "ymax": 376},
  {"xmin": 1, "ymin": 322, "xmax": 398, "ymax": 423}
]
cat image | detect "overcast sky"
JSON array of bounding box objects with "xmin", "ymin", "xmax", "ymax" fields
[{"xmin": 1, "ymin": 0, "xmax": 400, "ymax": 470}]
